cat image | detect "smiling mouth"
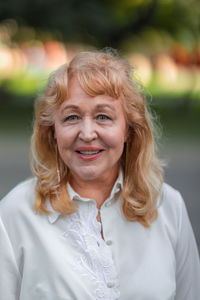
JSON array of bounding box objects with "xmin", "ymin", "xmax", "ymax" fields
[{"xmin": 76, "ymin": 150, "xmax": 103, "ymax": 156}]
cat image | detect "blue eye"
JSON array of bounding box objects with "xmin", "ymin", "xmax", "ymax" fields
[
  {"xmin": 65, "ymin": 115, "xmax": 79, "ymax": 122},
  {"xmin": 97, "ymin": 115, "xmax": 110, "ymax": 120}
]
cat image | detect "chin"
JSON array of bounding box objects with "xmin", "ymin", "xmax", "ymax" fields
[{"xmin": 78, "ymin": 166, "xmax": 102, "ymax": 181}]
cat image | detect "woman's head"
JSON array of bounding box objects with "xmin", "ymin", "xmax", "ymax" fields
[
  {"xmin": 53, "ymin": 75, "xmax": 127, "ymax": 185},
  {"xmin": 31, "ymin": 49, "xmax": 163, "ymax": 225}
]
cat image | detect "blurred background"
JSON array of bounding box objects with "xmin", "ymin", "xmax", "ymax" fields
[{"xmin": 0, "ymin": 0, "xmax": 199, "ymax": 250}]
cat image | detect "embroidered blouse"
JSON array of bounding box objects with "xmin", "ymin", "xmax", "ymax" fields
[{"xmin": 0, "ymin": 172, "xmax": 200, "ymax": 300}]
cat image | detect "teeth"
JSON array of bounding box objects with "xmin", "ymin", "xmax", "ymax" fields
[{"xmin": 79, "ymin": 150, "xmax": 101, "ymax": 155}]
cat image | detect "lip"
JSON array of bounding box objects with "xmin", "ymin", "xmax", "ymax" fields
[
  {"xmin": 75, "ymin": 146, "xmax": 104, "ymax": 151},
  {"xmin": 75, "ymin": 148, "xmax": 104, "ymax": 161}
]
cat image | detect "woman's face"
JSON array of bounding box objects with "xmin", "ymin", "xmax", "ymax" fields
[{"xmin": 54, "ymin": 77, "xmax": 127, "ymax": 183}]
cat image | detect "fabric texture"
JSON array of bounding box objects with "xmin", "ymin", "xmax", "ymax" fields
[{"xmin": 0, "ymin": 172, "xmax": 200, "ymax": 300}]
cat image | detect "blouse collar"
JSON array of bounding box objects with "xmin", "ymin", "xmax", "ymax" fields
[{"xmin": 47, "ymin": 169, "xmax": 124, "ymax": 224}]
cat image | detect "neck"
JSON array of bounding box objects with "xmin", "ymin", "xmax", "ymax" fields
[{"xmin": 69, "ymin": 168, "xmax": 119, "ymax": 208}]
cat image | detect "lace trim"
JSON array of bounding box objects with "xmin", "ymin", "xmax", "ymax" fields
[{"xmin": 63, "ymin": 201, "xmax": 120, "ymax": 300}]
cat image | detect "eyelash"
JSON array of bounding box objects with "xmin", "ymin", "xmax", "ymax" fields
[
  {"xmin": 64, "ymin": 114, "xmax": 111, "ymax": 122},
  {"xmin": 64, "ymin": 115, "xmax": 79, "ymax": 122},
  {"xmin": 97, "ymin": 114, "xmax": 110, "ymax": 121}
]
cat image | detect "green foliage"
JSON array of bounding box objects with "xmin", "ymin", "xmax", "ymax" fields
[
  {"xmin": 0, "ymin": 0, "xmax": 199, "ymax": 47},
  {"xmin": 0, "ymin": 72, "xmax": 47, "ymax": 96}
]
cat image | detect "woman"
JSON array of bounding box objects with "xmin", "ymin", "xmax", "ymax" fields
[{"xmin": 0, "ymin": 49, "xmax": 199, "ymax": 300}]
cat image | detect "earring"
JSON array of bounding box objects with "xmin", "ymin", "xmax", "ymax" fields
[{"xmin": 55, "ymin": 145, "xmax": 61, "ymax": 183}]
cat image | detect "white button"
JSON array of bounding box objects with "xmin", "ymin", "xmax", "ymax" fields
[
  {"xmin": 107, "ymin": 282, "xmax": 115, "ymax": 288},
  {"xmin": 106, "ymin": 240, "xmax": 112, "ymax": 246},
  {"xmin": 105, "ymin": 201, "xmax": 112, "ymax": 207}
]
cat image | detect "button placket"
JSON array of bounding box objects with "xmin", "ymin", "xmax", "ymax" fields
[
  {"xmin": 106, "ymin": 240, "xmax": 113, "ymax": 246},
  {"xmin": 107, "ymin": 282, "xmax": 115, "ymax": 288},
  {"xmin": 105, "ymin": 201, "xmax": 112, "ymax": 208}
]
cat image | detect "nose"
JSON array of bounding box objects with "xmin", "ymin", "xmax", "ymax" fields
[{"xmin": 78, "ymin": 118, "xmax": 97, "ymax": 142}]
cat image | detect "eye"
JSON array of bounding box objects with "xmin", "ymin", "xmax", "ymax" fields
[
  {"xmin": 97, "ymin": 114, "xmax": 110, "ymax": 121},
  {"xmin": 64, "ymin": 115, "xmax": 79, "ymax": 122}
]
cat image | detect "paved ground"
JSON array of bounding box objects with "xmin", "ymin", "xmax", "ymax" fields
[{"xmin": 1, "ymin": 133, "xmax": 200, "ymax": 252}]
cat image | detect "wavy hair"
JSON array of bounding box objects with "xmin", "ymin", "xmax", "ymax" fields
[{"xmin": 31, "ymin": 49, "xmax": 164, "ymax": 226}]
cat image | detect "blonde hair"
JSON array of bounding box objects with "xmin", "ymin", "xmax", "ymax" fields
[{"xmin": 31, "ymin": 49, "xmax": 164, "ymax": 226}]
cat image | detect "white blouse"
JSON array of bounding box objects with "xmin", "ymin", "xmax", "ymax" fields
[{"xmin": 0, "ymin": 173, "xmax": 200, "ymax": 300}]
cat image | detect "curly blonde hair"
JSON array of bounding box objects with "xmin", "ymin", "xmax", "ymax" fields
[{"xmin": 31, "ymin": 49, "xmax": 164, "ymax": 227}]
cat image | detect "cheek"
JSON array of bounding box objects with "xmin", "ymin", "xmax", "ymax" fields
[
  {"xmin": 102, "ymin": 128, "xmax": 126, "ymax": 149},
  {"xmin": 55, "ymin": 126, "xmax": 76, "ymax": 148},
  {"xmin": 57, "ymin": 135, "xmax": 72, "ymax": 152}
]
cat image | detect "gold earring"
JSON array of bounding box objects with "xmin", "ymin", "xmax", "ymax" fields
[{"xmin": 55, "ymin": 145, "xmax": 61, "ymax": 183}]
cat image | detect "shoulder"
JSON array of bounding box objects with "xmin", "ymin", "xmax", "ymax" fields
[
  {"xmin": 159, "ymin": 186, "xmax": 200, "ymax": 297},
  {"xmin": 159, "ymin": 182, "xmax": 184, "ymax": 217},
  {"xmin": 157, "ymin": 182, "xmax": 189, "ymax": 245},
  {"xmin": 0, "ymin": 177, "xmax": 37, "ymax": 220}
]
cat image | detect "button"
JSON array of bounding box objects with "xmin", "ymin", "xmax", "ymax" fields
[
  {"xmin": 107, "ymin": 282, "xmax": 115, "ymax": 288},
  {"xmin": 105, "ymin": 201, "xmax": 112, "ymax": 207},
  {"xmin": 106, "ymin": 240, "xmax": 112, "ymax": 246}
]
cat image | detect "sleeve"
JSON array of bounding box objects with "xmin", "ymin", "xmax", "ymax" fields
[
  {"xmin": 0, "ymin": 216, "xmax": 21, "ymax": 300},
  {"xmin": 175, "ymin": 193, "xmax": 200, "ymax": 300}
]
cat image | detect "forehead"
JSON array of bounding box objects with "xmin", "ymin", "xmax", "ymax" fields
[{"xmin": 58, "ymin": 76, "xmax": 125, "ymax": 112}]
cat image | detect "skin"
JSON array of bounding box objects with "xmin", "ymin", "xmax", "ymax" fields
[{"xmin": 54, "ymin": 77, "xmax": 127, "ymax": 208}]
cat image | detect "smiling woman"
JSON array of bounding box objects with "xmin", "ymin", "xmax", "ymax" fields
[
  {"xmin": 0, "ymin": 49, "xmax": 200, "ymax": 300},
  {"xmin": 31, "ymin": 50, "xmax": 162, "ymax": 225}
]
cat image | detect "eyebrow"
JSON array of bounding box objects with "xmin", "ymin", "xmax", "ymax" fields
[
  {"xmin": 61, "ymin": 105, "xmax": 80, "ymax": 112},
  {"xmin": 95, "ymin": 104, "xmax": 116, "ymax": 111}
]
